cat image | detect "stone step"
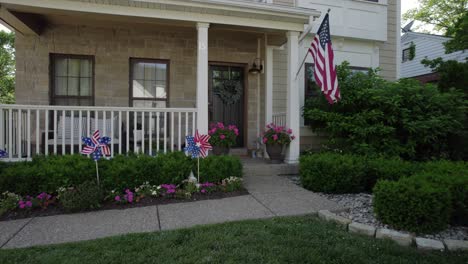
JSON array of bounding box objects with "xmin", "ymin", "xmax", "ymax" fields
[
  {"xmin": 242, "ymin": 158, "xmax": 299, "ymax": 176},
  {"xmin": 229, "ymin": 148, "xmax": 249, "ymax": 157}
]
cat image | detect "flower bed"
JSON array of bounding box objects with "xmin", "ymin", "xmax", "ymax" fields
[
  {"xmin": 0, "ymin": 177, "xmax": 246, "ymax": 221},
  {"xmin": 0, "ymin": 153, "xmax": 245, "ymax": 221}
]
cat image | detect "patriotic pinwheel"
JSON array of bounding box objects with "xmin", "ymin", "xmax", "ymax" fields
[
  {"xmin": 184, "ymin": 130, "xmax": 212, "ymax": 183},
  {"xmin": 81, "ymin": 130, "xmax": 111, "ymax": 161},
  {"xmin": 184, "ymin": 135, "xmax": 200, "ymax": 158},
  {"xmin": 0, "ymin": 149, "xmax": 7, "ymax": 158},
  {"xmin": 194, "ymin": 130, "xmax": 212, "ymax": 158},
  {"xmin": 184, "ymin": 130, "xmax": 212, "ymax": 158}
]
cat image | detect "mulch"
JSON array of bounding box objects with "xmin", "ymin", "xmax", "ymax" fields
[{"xmin": 0, "ymin": 189, "xmax": 249, "ymax": 222}]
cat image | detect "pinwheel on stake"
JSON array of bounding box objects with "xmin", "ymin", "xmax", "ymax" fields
[
  {"xmin": 81, "ymin": 130, "xmax": 111, "ymax": 185},
  {"xmin": 0, "ymin": 149, "xmax": 8, "ymax": 159},
  {"xmin": 184, "ymin": 130, "xmax": 212, "ymax": 183}
]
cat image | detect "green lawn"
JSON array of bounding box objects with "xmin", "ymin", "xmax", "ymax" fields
[{"xmin": 0, "ymin": 216, "xmax": 467, "ymax": 264}]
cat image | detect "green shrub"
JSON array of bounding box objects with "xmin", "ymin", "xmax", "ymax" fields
[
  {"xmin": 303, "ymin": 62, "xmax": 467, "ymax": 161},
  {"xmin": 373, "ymin": 177, "xmax": 452, "ymax": 233},
  {"xmin": 0, "ymin": 152, "xmax": 238, "ymax": 195},
  {"xmin": 415, "ymin": 160, "xmax": 468, "ymax": 226},
  {"xmin": 300, "ymin": 153, "xmax": 367, "ymax": 194},
  {"xmin": 59, "ymin": 181, "xmax": 103, "ymax": 212},
  {"xmin": 299, "ymin": 153, "xmax": 415, "ymax": 193},
  {"xmin": 197, "ymin": 155, "xmax": 243, "ymax": 183}
]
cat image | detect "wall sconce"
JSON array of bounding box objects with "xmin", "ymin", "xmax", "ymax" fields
[{"xmin": 249, "ymin": 58, "xmax": 263, "ymax": 74}]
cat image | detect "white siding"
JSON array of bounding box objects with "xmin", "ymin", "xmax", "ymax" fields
[{"xmin": 401, "ymin": 33, "xmax": 468, "ymax": 78}]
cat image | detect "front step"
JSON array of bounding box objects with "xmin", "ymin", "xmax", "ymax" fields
[
  {"xmin": 242, "ymin": 158, "xmax": 299, "ymax": 176},
  {"xmin": 230, "ymin": 148, "xmax": 249, "ymax": 157}
]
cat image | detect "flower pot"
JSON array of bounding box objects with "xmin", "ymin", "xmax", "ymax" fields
[
  {"xmin": 212, "ymin": 145, "xmax": 230, "ymax": 156},
  {"xmin": 266, "ymin": 144, "xmax": 285, "ymax": 164}
]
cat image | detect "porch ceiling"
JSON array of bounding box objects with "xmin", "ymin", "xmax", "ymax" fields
[{"xmin": 0, "ymin": 0, "xmax": 320, "ymax": 34}]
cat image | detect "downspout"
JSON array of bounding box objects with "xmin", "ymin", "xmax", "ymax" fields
[{"xmin": 256, "ymin": 37, "xmax": 262, "ymax": 151}]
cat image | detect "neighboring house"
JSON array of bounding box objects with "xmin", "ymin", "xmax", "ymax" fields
[
  {"xmin": 401, "ymin": 31, "xmax": 468, "ymax": 83},
  {"xmin": 0, "ymin": 0, "xmax": 400, "ymax": 163}
]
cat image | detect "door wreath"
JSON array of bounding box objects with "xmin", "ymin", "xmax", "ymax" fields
[{"xmin": 214, "ymin": 79, "xmax": 243, "ymax": 105}]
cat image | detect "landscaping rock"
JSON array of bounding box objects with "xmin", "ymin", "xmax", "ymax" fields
[
  {"xmin": 415, "ymin": 237, "xmax": 445, "ymax": 251},
  {"xmin": 444, "ymin": 239, "xmax": 468, "ymax": 251},
  {"xmin": 318, "ymin": 210, "xmax": 351, "ymax": 228},
  {"xmin": 348, "ymin": 222, "xmax": 376, "ymax": 237},
  {"xmin": 375, "ymin": 228, "xmax": 413, "ymax": 247}
]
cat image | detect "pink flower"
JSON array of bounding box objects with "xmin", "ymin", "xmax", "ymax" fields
[
  {"xmin": 18, "ymin": 201, "xmax": 25, "ymax": 209},
  {"xmin": 220, "ymin": 134, "xmax": 226, "ymax": 140},
  {"xmin": 263, "ymin": 137, "xmax": 268, "ymax": 143},
  {"xmin": 115, "ymin": 195, "xmax": 121, "ymax": 201},
  {"xmin": 234, "ymin": 129, "xmax": 239, "ymax": 136},
  {"xmin": 25, "ymin": 201, "xmax": 32, "ymax": 207},
  {"xmin": 217, "ymin": 122, "xmax": 224, "ymax": 129},
  {"xmin": 228, "ymin": 125, "xmax": 236, "ymax": 130},
  {"xmin": 201, "ymin": 189, "xmax": 206, "ymax": 193},
  {"xmin": 275, "ymin": 127, "xmax": 282, "ymax": 133},
  {"xmin": 167, "ymin": 189, "xmax": 175, "ymax": 194},
  {"xmin": 273, "ymin": 134, "xmax": 278, "ymax": 141},
  {"xmin": 209, "ymin": 128, "xmax": 217, "ymax": 135},
  {"xmin": 291, "ymin": 135, "xmax": 296, "ymax": 140},
  {"xmin": 287, "ymin": 129, "xmax": 293, "ymax": 134}
]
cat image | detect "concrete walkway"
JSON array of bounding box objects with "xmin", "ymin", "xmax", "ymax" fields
[{"xmin": 0, "ymin": 163, "xmax": 344, "ymax": 249}]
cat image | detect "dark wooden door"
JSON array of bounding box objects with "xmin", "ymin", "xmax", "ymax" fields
[{"xmin": 209, "ymin": 64, "xmax": 245, "ymax": 147}]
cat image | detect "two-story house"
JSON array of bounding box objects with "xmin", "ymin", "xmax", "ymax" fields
[{"xmin": 0, "ymin": 0, "xmax": 400, "ymax": 163}]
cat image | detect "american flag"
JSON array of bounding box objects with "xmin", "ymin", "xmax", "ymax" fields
[
  {"xmin": 81, "ymin": 130, "xmax": 111, "ymax": 161},
  {"xmin": 308, "ymin": 13, "xmax": 340, "ymax": 104}
]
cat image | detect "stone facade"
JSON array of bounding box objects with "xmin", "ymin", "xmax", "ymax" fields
[{"xmin": 15, "ymin": 23, "xmax": 264, "ymax": 148}]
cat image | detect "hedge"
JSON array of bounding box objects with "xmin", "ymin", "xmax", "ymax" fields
[
  {"xmin": 0, "ymin": 152, "xmax": 242, "ymax": 195},
  {"xmin": 299, "ymin": 153, "xmax": 415, "ymax": 194},
  {"xmin": 196, "ymin": 155, "xmax": 243, "ymax": 183},
  {"xmin": 373, "ymin": 176, "xmax": 452, "ymax": 233}
]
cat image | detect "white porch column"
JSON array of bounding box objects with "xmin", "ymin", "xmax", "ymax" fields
[
  {"xmin": 265, "ymin": 46, "xmax": 273, "ymax": 124},
  {"xmin": 196, "ymin": 22, "xmax": 209, "ymax": 134},
  {"xmin": 285, "ymin": 31, "xmax": 300, "ymax": 164}
]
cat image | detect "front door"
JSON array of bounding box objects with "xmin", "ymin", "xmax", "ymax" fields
[{"xmin": 209, "ymin": 64, "xmax": 245, "ymax": 147}]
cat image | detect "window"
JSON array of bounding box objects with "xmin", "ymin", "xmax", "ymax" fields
[
  {"xmin": 402, "ymin": 48, "xmax": 411, "ymax": 62},
  {"xmin": 304, "ymin": 63, "xmax": 321, "ymax": 100},
  {"xmin": 50, "ymin": 54, "xmax": 94, "ymax": 106},
  {"xmin": 130, "ymin": 59, "xmax": 169, "ymax": 107}
]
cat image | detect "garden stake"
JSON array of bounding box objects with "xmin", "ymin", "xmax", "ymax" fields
[{"xmin": 95, "ymin": 160, "xmax": 100, "ymax": 186}]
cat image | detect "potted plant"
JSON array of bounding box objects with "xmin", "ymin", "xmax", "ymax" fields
[
  {"xmin": 261, "ymin": 123, "xmax": 295, "ymax": 163},
  {"xmin": 208, "ymin": 122, "xmax": 239, "ymax": 155}
]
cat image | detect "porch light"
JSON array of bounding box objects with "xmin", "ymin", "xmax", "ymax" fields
[{"xmin": 249, "ymin": 58, "xmax": 263, "ymax": 74}]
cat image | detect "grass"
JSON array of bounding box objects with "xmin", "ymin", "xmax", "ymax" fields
[{"xmin": 0, "ymin": 216, "xmax": 466, "ymax": 264}]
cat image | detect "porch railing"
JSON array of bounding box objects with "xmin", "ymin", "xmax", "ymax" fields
[
  {"xmin": 272, "ymin": 112, "xmax": 286, "ymax": 127},
  {"xmin": 0, "ymin": 104, "xmax": 197, "ymax": 161}
]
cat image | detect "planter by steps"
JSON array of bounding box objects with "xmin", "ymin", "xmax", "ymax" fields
[
  {"xmin": 266, "ymin": 144, "xmax": 285, "ymax": 164},
  {"xmin": 212, "ymin": 145, "xmax": 230, "ymax": 156}
]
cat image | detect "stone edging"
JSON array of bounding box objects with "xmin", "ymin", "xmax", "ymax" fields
[{"xmin": 318, "ymin": 210, "xmax": 468, "ymax": 252}]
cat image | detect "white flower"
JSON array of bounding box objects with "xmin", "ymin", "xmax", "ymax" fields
[{"xmin": 151, "ymin": 191, "xmax": 157, "ymax": 196}]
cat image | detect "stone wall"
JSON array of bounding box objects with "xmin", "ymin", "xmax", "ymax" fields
[{"xmin": 15, "ymin": 23, "xmax": 263, "ymax": 148}]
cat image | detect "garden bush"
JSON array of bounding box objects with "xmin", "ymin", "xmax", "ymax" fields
[
  {"xmin": 373, "ymin": 176, "xmax": 452, "ymax": 233},
  {"xmin": 299, "ymin": 153, "xmax": 416, "ymax": 193},
  {"xmin": 197, "ymin": 155, "xmax": 243, "ymax": 183},
  {"xmin": 59, "ymin": 181, "xmax": 103, "ymax": 212},
  {"xmin": 0, "ymin": 153, "xmax": 242, "ymax": 195},
  {"xmin": 303, "ymin": 62, "xmax": 467, "ymax": 161}
]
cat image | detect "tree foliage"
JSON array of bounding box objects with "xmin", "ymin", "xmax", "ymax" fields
[
  {"xmin": 444, "ymin": 12, "xmax": 468, "ymax": 53},
  {"xmin": 303, "ymin": 62, "xmax": 467, "ymax": 161},
  {"xmin": 0, "ymin": 31, "xmax": 15, "ymax": 104},
  {"xmin": 403, "ymin": 0, "xmax": 468, "ymax": 35}
]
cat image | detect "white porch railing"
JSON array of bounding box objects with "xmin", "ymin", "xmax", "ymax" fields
[
  {"xmin": 272, "ymin": 112, "xmax": 286, "ymax": 127},
  {"xmin": 0, "ymin": 104, "xmax": 197, "ymax": 161}
]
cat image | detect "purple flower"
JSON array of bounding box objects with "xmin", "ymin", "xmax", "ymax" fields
[
  {"xmin": 166, "ymin": 189, "xmax": 175, "ymax": 194},
  {"xmin": 115, "ymin": 195, "xmax": 121, "ymax": 201},
  {"xmin": 220, "ymin": 135, "xmax": 226, "ymax": 140},
  {"xmin": 201, "ymin": 189, "xmax": 206, "ymax": 193},
  {"xmin": 25, "ymin": 201, "xmax": 32, "ymax": 208}
]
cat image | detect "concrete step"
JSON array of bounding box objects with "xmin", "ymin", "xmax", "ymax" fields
[
  {"xmin": 229, "ymin": 148, "xmax": 249, "ymax": 157},
  {"xmin": 242, "ymin": 158, "xmax": 299, "ymax": 176}
]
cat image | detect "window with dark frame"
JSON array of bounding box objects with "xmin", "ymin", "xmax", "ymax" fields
[
  {"xmin": 50, "ymin": 54, "xmax": 94, "ymax": 106},
  {"xmin": 130, "ymin": 58, "xmax": 169, "ymax": 108},
  {"xmin": 402, "ymin": 48, "xmax": 411, "ymax": 62}
]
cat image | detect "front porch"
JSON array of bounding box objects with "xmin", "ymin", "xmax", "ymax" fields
[{"xmin": 0, "ymin": 0, "xmax": 320, "ymax": 162}]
